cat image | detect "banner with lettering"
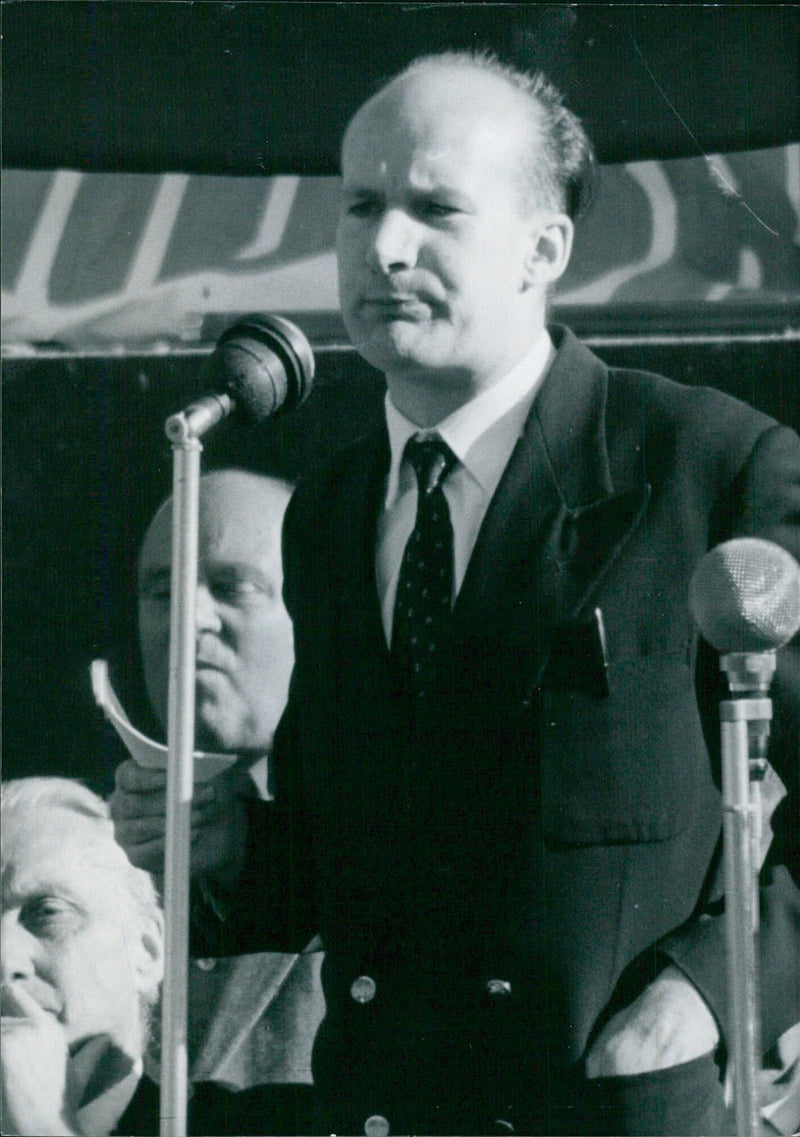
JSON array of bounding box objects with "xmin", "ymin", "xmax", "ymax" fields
[{"xmin": 3, "ymin": 146, "xmax": 798, "ymax": 348}]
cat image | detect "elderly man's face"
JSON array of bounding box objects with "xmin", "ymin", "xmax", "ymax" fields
[
  {"xmin": 137, "ymin": 473, "xmax": 294, "ymax": 754},
  {"xmin": 337, "ymin": 67, "xmax": 541, "ymax": 396},
  {"xmin": 0, "ymin": 806, "xmax": 161, "ymax": 1055}
]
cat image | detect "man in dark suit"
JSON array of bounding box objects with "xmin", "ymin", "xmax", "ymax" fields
[{"xmin": 113, "ymin": 51, "xmax": 800, "ymax": 1135}]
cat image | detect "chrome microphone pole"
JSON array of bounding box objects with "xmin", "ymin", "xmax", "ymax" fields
[
  {"xmin": 690, "ymin": 537, "xmax": 800, "ymax": 1137},
  {"xmin": 159, "ymin": 409, "xmax": 204, "ymax": 1137},
  {"xmin": 155, "ymin": 313, "xmax": 314, "ymax": 1136},
  {"xmin": 719, "ymin": 652, "xmax": 774, "ymax": 1137}
]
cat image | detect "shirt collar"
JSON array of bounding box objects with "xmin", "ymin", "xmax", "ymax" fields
[
  {"xmin": 384, "ymin": 329, "xmax": 553, "ymax": 506},
  {"xmin": 70, "ymin": 1037, "xmax": 143, "ymax": 1137}
]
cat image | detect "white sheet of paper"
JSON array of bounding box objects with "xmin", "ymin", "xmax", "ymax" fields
[{"xmin": 90, "ymin": 659, "xmax": 236, "ymax": 782}]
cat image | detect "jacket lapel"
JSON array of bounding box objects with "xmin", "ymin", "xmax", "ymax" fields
[
  {"xmin": 327, "ymin": 428, "xmax": 391, "ymax": 660},
  {"xmin": 452, "ymin": 327, "xmax": 650, "ymax": 692}
]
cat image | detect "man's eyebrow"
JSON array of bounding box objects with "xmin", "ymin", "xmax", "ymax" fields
[
  {"xmin": 341, "ymin": 185, "xmax": 383, "ymax": 198},
  {"xmin": 138, "ymin": 565, "xmax": 171, "ymax": 591},
  {"xmin": 8, "ymin": 880, "xmax": 87, "ymax": 909},
  {"xmin": 412, "ymin": 186, "xmax": 473, "ymax": 206},
  {"xmin": 207, "ymin": 562, "xmax": 275, "ymax": 590},
  {"xmin": 139, "ymin": 561, "xmax": 277, "ymax": 592},
  {"xmin": 343, "ymin": 182, "xmax": 473, "ymax": 207}
]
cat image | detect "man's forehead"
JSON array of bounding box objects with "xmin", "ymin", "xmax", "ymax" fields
[
  {"xmin": 2, "ymin": 807, "xmax": 124, "ymax": 901},
  {"xmin": 351, "ymin": 65, "xmax": 524, "ymax": 136},
  {"xmin": 199, "ymin": 493, "xmax": 282, "ymax": 556},
  {"xmin": 343, "ymin": 70, "xmax": 529, "ymax": 184},
  {"xmin": 139, "ymin": 475, "xmax": 287, "ymax": 574},
  {"xmin": 141, "ymin": 520, "xmax": 279, "ymax": 578}
]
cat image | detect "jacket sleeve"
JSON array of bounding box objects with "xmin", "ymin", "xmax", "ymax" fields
[{"xmin": 659, "ymin": 423, "xmax": 800, "ymax": 1053}]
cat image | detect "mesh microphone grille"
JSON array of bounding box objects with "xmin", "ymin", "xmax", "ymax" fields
[{"xmin": 689, "ymin": 537, "xmax": 800, "ymax": 653}]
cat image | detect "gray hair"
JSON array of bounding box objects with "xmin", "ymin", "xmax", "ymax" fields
[
  {"xmin": 388, "ymin": 49, "xmax": 596, "ymax": 220},
  {"xmin": 1, "ymin": 778, "xmax": 162, "ymax": 1018}
]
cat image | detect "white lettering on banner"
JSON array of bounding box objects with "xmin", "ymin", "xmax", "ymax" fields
[
  {"xmin": 126, "ymin": 174, "xmax": 191, "ymax": 292},
  {"xmin": 12, "ymin": 170, "xmax": 83, "ymax": 307},
  {"xmin": 788, "ymin": 147, "xmax": 800, "ymax": 244},
  {"xmin": 2, "ymin": 146, "xmax": 798, "ymax": 348},
  {"xmin": 236, "ymin": 177, "xmax": 300, "ymax": 261},
  {"xmin": 557, "ymin": 161, "xmax": 677, "ymax": 305}
]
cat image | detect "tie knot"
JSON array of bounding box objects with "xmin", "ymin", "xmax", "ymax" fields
[{"xmin": 405, "ymin": 436, "xmax": 457, "ymax": 496}]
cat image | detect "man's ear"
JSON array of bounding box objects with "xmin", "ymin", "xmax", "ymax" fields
[
  {"xmin": 133, "ymin": 909, "xmax": 165, "ymax": 997},
  {"xmin": 521, "ymin": 212, "xmax": 574, "ymax": 290}
]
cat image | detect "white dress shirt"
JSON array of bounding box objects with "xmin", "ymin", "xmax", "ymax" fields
[{"xmin": 377, "ymin": 330, "xmax": 554, "ymax": 644}]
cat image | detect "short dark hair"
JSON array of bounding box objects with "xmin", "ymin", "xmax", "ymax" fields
[{"xmin": 395, "ymin": 50, "xmax": 597, "ymax": 220}]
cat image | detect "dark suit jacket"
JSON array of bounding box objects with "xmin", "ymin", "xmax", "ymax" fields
[
  {"xmin": 204, "ymin": 326, "xmax": 800, "ymax": 1135},
  {"xmin": 113, "ymin": 1074, "xmax": 314, "ymax": 1135}
]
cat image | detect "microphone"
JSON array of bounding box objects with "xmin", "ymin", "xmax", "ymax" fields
[
  {"xmin": 690, "ymin": 536, "xmax": 800, "ymax": 769},
  {"xmin": 689, "ymin": 536, "xmax": 800, "ymax": 696},
  {"xmin": 689, "ymin": 537, "xmax": 800, "ymax": 1134},
  {"xmin": 165, "ymin": 314, "xmax": 315, "ymax": 442}
]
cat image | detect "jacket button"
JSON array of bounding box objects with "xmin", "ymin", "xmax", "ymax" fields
[
  {"xmin": 195, "ymin": 958, "xmax": 217, "ymax": 971},
  {"xmin": 350, "ymin": 975, "xmax": 377, "ymax": 1003},
  {"xmin": 485, "ymin": 978, "xmax": 512, "ymax": 997},
  {"xmin": 364, "ymin": 1114, "xmax": 390, "ymax": 1136}
]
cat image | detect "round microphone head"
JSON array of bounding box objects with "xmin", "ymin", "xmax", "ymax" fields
[
  {"xmin": 689, "ymin": 537, "xmax": 800, "ymax": 653},
  {"xmin": 209, "ymin": 314, "xmax": 315, "ymax": 422}
]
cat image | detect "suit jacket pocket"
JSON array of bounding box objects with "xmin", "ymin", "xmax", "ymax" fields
[{"xmin": 538, "ymin": 653, "xmax": 707, "ymax": 844}]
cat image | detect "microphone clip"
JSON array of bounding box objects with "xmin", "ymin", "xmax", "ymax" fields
[
  {"xmin": 165, "ymin": 393, "xmax": 234, "ymax": 444},
  {"xmin": 720, "ymin": 650, "xmax": 777, "ymax": 695},
  {"xmin": 720, "ymin": 652, "xmax": 776, "ymax": 781}
]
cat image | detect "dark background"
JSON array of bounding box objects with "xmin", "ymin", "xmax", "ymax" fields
[{"xmin": 4, "ymin": 3, "xmax": 797, "ymax": 174}]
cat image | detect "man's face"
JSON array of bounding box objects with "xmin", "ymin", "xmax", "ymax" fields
[
  {"xmin": 137, "ymin": 473, "xmax": 294, "ymax": 754},
  {"xmin": 337, "ymin": 67, "xmax": 541, "ymax": 396},
  {"xmin": 0, "ymin": 807, "xmax": 159, "ymax": 1055}
]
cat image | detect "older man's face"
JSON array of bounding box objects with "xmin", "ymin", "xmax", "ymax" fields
[
  {"xmin": 0, "ymin": 807, "xmax": 160, "ymax": 1055},
  {"xmin": 137, "ymin": 474, "xmax": 294, "ymax": 754},
  {"xmin": 337, "ymin": 67, "xmax": 541, "ymax": 396}
]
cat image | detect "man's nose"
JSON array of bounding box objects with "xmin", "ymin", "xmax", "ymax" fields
[
  {"xmin": 369, "ymin": 208, "xmax": 419, "ymax": 274},
  {"xmin": 0, "ymin": 912, "xmax": 35, "ymax": 983},
  {"xmin": 195, "ymin": 583, "xmax": 223, "ymax": 634}
]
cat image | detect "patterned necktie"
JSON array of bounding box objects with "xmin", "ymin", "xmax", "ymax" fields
[{"xmin": 391, "ymin": 435, "xmax": 458, "ymax": 700}]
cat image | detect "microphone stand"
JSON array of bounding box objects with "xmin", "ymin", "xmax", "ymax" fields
[
  {"xmin": 720, "ymin": 650, "xmax": 773, "ymax": 1137},
  {"xmin": 153, "ymin": 314, "xmax": 312, "ymax": 1135},
  {"xmin": 159, "ymin": 409, "xmax": 204, "ymax": 1137}
]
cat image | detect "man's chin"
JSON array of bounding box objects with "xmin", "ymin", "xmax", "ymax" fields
[
  {"xmin": 194, "ymin": 704, "xmax": 248, "ymax": 753},
  {"xmin": 194, "ymin": 720, "xmax": 235, "ymax": 753},
  {"xmin": 348, "ymin": 315, "xmax": 435, "ymax": 367}
]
